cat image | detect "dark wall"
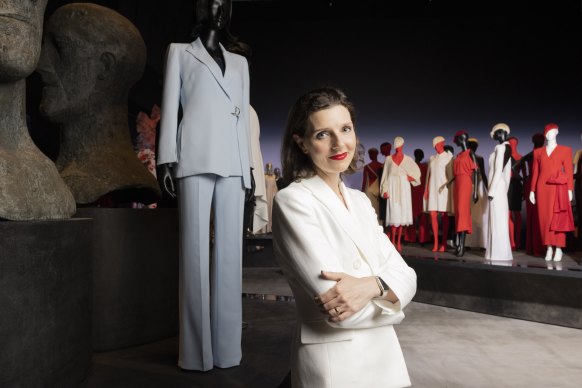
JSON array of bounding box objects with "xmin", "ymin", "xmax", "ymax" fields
[{"xmin": 27, "ymin": 1, "xmax": 582, "ymax": 187}]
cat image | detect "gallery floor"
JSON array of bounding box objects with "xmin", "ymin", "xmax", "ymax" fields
[{"xmin": 83, "ymin": 242, "xmax": 582, "ymax": 388}]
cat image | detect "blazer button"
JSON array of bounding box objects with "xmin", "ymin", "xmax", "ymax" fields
[{"xmin": 353, "ymin": 260, "xmax": 362, "ymax": 270}]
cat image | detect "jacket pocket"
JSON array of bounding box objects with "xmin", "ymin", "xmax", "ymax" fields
[{"xmin": 300, "ymin": 320, "xmax": 353, "ymax": 344}]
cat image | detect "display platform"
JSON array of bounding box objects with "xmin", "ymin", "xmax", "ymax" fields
[
  {"xmin": 243, "ymin": 234, "xmax": 582, "ymax": 329},
  {"xmin": 76, "ymin": 208, "xmax": 179, "ymax": 352},
  {"xmin": 0, "ymin": 218, "xmax": 93, "ymax": 388}
]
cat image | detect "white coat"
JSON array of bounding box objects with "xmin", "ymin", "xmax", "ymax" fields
[
  {"xmin": 424, "ymin": 151, "xmax": 453, "ymax": 213},
  {"xmin": 157, "ymin": 38, "xmax": 252, "ymax": 188},
  {"xmin": 272, "ymin": 175, "xmax": 416, "ymax": 388},
  {"xmin": 380, "ymin": 155, "xmax": 421, "ymax": 226}
]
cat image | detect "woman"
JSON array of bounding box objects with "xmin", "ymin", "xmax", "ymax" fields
[{"xmin": 272, "ymin": 87, "xmax": 416, "ymax": 388}]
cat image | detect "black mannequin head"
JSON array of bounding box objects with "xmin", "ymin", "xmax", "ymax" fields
[
  {"xmin": 380, "ymin": 142, "xmax": 392, "ymax": 157},
  {"xmin": 444, "ymin": 145, "xmax": 454, "ymax": 155},
  {"xmin": 368, "ymin": 148, "xmax": 379, "ymax": 162},
  {"xmin": 467, "ymin": 138, "xmax": 479, "ymax": 153},
  {"xmin": 532, "ymin": 133, "xmax": 545, "ymax": 149},
  {"xmin": 413, "ymin": 149, "xmax": 424, "ymax": 163},
  {"xmin": 196, "ymin": 0, "xmax": 232, "ymax": 31},
  {"xmin": 493, "ymin": 129, "xmax": 508, "ymax": 143},
  {"xmin": 453, "ymin": 131, "xmax": 469, "ymax": 150}
]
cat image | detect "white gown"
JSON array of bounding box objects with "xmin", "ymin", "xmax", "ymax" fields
[
  {"xmin": 485, "ymin": 142, "xmax": 513, "ymax": 261},
  {"xmin": 249, "ymin": 106, "xmax": 268, "ymax": 233},
  {"xmin": 380, "ymin": 155, "xmax": 421, "ymax": 227},
  {"xmin": 425, "ymin": 151, "xmax": 453, "ymax": 213}
]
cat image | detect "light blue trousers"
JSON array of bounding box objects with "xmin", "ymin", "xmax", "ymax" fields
[{"xmin": 177, "ymin": 174, "xmax": 244, "ymax": 371}]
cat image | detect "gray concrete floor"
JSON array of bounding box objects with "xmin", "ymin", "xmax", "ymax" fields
[{"xmin": 84, "ymin": 255, "xmax": 582, "ymax": 387}]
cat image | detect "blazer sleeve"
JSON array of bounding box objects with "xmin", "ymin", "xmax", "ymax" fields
[
  {"xmin": 272, "ymin": 189, "xmax": 414, "ymax": 330},
  {"xmin": 157, "ymin": 44, "xmax": 181, "ymax": 166},
  {"xmin": 380, "ymin": 158, "xmax": 390, "ymax": 195}
]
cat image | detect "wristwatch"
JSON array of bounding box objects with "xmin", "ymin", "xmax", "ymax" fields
[{"xmin": 375, "ymin": 276, "xmax": 390, "ymax": 298}]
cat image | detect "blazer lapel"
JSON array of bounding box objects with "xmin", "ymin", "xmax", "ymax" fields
[
  {"xmin": 301, "ymin": 176, "xmax": 380, "ymax": 271},
  {"xmin": 185, "ymin": 38, "xmax": 232, "ymax": 100}
]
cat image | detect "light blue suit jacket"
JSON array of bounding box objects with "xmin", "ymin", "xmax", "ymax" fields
[{"xmin": 158, "ymin": 38, "xmax": 252, "ymax": 188}]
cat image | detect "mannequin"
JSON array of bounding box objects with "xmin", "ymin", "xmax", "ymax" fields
[
  {"xmin": 405, "ymin": 149, "xmax": 430, "ymax": 243},
  {"xmin": 507, "ymin": 137, "xmax": 525, "ymax": 249},
  {"xmin": 0, "ymin": 0, "xmax": 75, "ymax": 220},
  {"xmin": 464, "ymin": 138, "xmax": 489, "ymax": 249},
  {"xmin": 574, "ymin": 134, "xmax": 582, "ymax": 245},
  {"xmin": 156, "ymin": 0, "xmax": 251, "ymax": 371},
  {"xmin": 260, "ymin": 162, "xmax": 278, "ymax": 233},
  {"xmin": 249, "ymin": 106, "xmax": 268, "ymax": 234},
  {"xmin": 529, "ymin": 123, "xmax": 574, "ymax": 262},
  {"xmin": 514, "ymin": 133, "xmax": 545, "ymax": 256},
  {"xmin": 378, "ymin": 142, "xmax": 392, "ymax": 224},
  {"xmin": 485, "ymin": 123, "xmax": 513, "ymax": 261},
  {"xmin": 38, "ymin": 3, "xmax": 161, "ymax": 205},
  {"xmin": 451, "ymin": 131, "xmax": 478, "ymax": 256},
  {"xmin": 380, "ymin": 137, "xmax": 421, "ymax": 251},
  {"xmin": 361, "ymin": 147, "xmax": 383, "ymax": 219},
  {"xmin": 424, "ymin": 136, "xmax": 453, "ymax": 252}
]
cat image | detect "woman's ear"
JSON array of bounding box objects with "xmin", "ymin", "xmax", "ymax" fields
[{"xmin": 293, "ymin": 134, "xmax": 307, "ymax": 154}]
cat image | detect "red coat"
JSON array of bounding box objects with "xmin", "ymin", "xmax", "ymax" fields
[
  {"xmin": 530, "ymin": 145, "xmax": 574, "ymax": 247},
  {"xmin": 453, "ymin": 150, "xmax": 476, "ymax": 233}
]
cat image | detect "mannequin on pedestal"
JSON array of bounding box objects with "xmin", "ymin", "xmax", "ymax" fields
[
  {"xmin": 464, "ymin": 138, "xmax": 489, "ymax": 249},
  {"xmin": 507, "ymin": 137, "xmax": 525, "ymax": 249},
  {"xmin": 529, "ymin": 123, "xmax": 574, "ymax": 262},
  {"xmin": 451, "ymin": 131, "xmax": 478, "ymax": 256},
  {"xmin": 424, "ymin": 136, "xmax": 453, "ymax": 252},
  {"xmin": 361, "ymin": 147, "xmax": 383, "ymax": 219},
  {"xmin": 378, "ymin": 142, "xmax": 392, "ymax": 224},
  {"xmin": 485, "ymin": 123, "xmax": 512, "ymax": 261},
  {"xmin": 380, "ymin": 137, "xmax": 421, "ymax": 251},
  {"xmin": 156, "ymin": 0, "xmax": 251, "ymax": 371}
]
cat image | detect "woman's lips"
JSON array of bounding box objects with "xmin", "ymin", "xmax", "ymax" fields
[{"xmin": 329, "ymin": 152, "xmax": 348, "ymax": 161}]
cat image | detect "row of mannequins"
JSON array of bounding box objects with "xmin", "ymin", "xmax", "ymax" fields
[{"xmin": 362, "ymin": 123, "xmax": 575, "ymax": 262}]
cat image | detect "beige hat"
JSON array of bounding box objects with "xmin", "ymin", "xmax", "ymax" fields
[
  {"xmin": 490, "ymin": 123, "xmax": 510, "ymax": 139},
  {"xmin": 394, "ymin": 136, "xmax": 404, "ymax": 148},
  {"xmin": 468, "ymin": 137, "xmax": 479, "ymax": 144},
  {"xmin": 432, "ymin": 136, "xmax": 445, "ymax": 147}
]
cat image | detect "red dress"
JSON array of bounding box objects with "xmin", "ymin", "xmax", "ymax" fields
[
  {"xmin": 530, "ymin": 145, "xmax": 574, "ymax": 247},
  {"xmin": 405, "ymin": 162, "xmax": 430, "ymax": 243},
  {"xmin": 524, "ymin": 155, "xmax": 544, "ymax": 256},
  {"xmin": 454, "ymin": 150, "xmax": 476, "ymax": 233}
]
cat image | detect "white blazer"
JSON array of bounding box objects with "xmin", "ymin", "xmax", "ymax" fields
[
  {"xmin": 157, "ymin": 38, "xmax": 252, "ymax": 188},
  {"xmin": 272, "ymin": 175, "xmax": 416, "ymax": 388}
]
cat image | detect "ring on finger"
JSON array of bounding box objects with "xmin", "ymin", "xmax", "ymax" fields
[{"xmin": 334, "ymin": 307, "xmax": 340, "ymax": 316}]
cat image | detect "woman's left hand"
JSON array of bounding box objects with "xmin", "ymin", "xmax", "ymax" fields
[{"xmin": 315, "ymin": 271, "xmax": 379, "ymax": 322}]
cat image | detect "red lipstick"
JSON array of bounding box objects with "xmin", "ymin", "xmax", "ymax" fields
[{"xmin": 330, "ymin": 152, "xmax": 348, "ymax": 161}]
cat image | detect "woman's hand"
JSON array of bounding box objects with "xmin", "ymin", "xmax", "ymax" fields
[{"xmin": 314, "ymin": 271, "xmax": 379, "ymax": 322}]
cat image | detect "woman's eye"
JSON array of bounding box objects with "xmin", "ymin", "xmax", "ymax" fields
[
  {"xmin": 342, "ymin": 126, "xmax": 352, "ymax": 132},
  {"xmin": 315, "ymin": 131, "xmax": 328, "ymax": 139}
]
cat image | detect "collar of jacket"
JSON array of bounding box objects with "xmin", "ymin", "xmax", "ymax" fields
[
  {"xmin": 186, "ymin": 37, "xmax": 233, "ymax": 101},
  {"xmin": 299, "ymin": 175, "xmax": 381, "ymax": 272}
]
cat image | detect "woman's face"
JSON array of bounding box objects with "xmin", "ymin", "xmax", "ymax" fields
[{"xmin": 295, "ymin": 104, "xmax": 356, "ymax": 179}]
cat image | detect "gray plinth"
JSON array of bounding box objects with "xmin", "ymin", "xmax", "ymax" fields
[
  {"xmin": 75, "ymin": 208, "xmax": 179, "ymax": 351},
  {"xmin": 0, "ymin": 219, "xmax": 93, "ymax": 388},
  {"xmin": 406, "ymin": 257, "xmax": 582, "ymax": 329}
]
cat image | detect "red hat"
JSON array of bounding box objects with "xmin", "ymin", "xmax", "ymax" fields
[
  {"xmin": 544, "ymin": 123, "xmax": 558, "ymax": 136},
  {"xmin": 453, "ymin": 130, "xmax": 467, "ymax": 142}
]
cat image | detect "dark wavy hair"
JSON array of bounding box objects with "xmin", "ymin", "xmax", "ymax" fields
[{"xmin": 281, "ymin": 87, "xmax": 364, "ymax": 183}]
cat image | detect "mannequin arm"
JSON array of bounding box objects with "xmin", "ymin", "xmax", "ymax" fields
[
  {"xmin": 529, "ymin": 191, "xmax": 536, "ymax": 205},
  {"xmin": 470, "ymin": 151, "xmax": 478, "ymax": 203},
  {"xmin": 157, "ymin": 163, "xmax": 176, "ymax": 199}
]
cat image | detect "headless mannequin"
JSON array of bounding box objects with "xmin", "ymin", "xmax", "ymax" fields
[
  {"xmin": 362, "ymin": 148, "xmax": 382, "ymax": 190},
  {"xmin": 529, "ymin": 128, "xmax": 573, "ymax": 262},
  {"xmin": 425, "ymin": 141, "xmax": 450, "ymax": 252},
  {"xmin": 453, "ymin": 133, "xmax": 479, "ymax": 256},
  {"xmin": 382, "ymin": 144, "xmax": 417, "ymax": 251}
]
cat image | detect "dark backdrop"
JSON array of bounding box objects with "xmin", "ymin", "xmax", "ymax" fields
[{"xmin": 27, "ymin": 0, "xmax": 582, "ymax": 188}]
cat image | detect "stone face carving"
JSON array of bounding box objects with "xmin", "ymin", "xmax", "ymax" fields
[
  {"xmin": 37, "ymin": 3, "xmax": 161, "ymax": 205},
  {"xmin": 0, "ymin": 0, "xmax": 76, "ymax": 220}
]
